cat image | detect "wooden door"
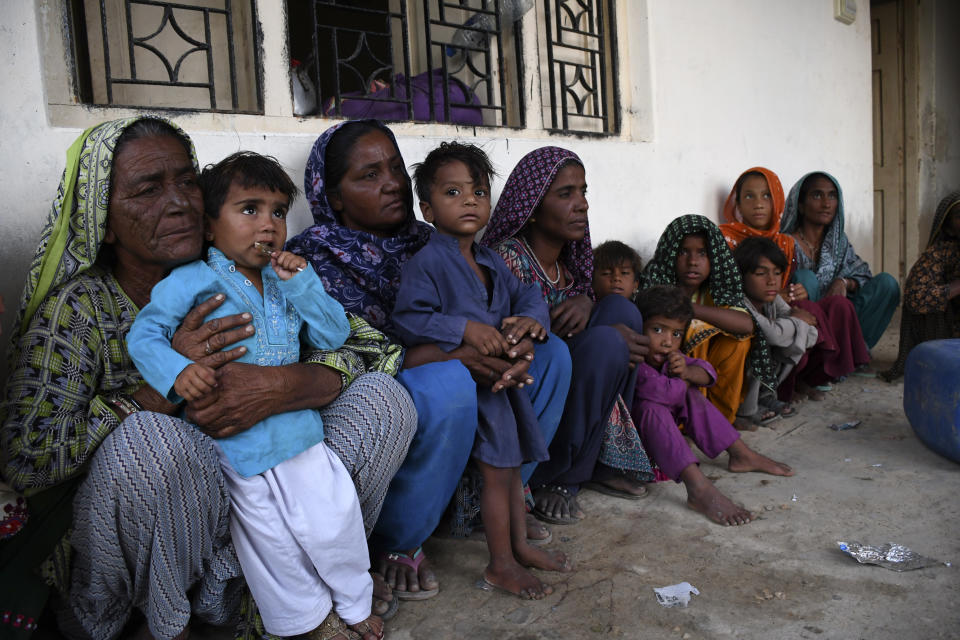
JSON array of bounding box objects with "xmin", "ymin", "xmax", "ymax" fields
[{"xmin": 871, "ymin": 1, "xmax": 906, "ymax": 282}]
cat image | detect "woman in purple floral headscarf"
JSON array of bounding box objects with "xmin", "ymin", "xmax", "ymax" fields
[
  {"xmin": 481, "ymin": 147, "xmax": 654, "ymax": 524},
  {"xmin": 287, "ymin": 121, "xmax": 572, "ymax": 602}
]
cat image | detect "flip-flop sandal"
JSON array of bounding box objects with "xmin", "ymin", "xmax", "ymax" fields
[
  {"xmin": 581, "ymin": 479, "xmax": 650, "ymax": 500},
  {"xmin": 379, "ymin": 547, "xmax": 439, "ymax": 601},
  {"xmin": 370, "ymin": 572, "xmax": 399, "ymax": 621},
  {"xmin": 760, "ymin": 398, "xmax": 798, "ymax": 419},
  {"xmin": 531, "ymin": 485, "xmax": 584, "ymax": 525},
  {"xmin": 307, "ymin": 611, "xmax": 361, "ymax": 640},
  {"xmin": 476, "ymin": 575, "xmax": 548, "ymax": 600}
]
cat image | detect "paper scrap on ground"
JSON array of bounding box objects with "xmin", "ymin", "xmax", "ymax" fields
[
  {"xmin": 654, "ymin": 582, "xmax": 700, "ymax": 607},
  {"xmin": 837, "ymin": 541, "xmax": 941, "ymax": 571}
]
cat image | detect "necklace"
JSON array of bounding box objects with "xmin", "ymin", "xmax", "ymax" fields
[
  {"xmin": 521, "ymin": 237, "xmax": 562, "ymax": 286},
  {"xmin": 794, "ymin": 228, "xmax": 823, "ymax": 260}
]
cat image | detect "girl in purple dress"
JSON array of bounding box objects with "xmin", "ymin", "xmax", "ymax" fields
[{"xmin": 634, "ymin": 286, "xmax": 794, "ymax": 526}]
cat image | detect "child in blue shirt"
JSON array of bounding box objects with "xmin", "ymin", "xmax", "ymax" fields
[
  {"xmin": 392, "ymin": 142, "xmax": 572, "ymax": 601},
  {"xmin": 127, "ymin": 152, "xmax": 381, "ymax": 640}
]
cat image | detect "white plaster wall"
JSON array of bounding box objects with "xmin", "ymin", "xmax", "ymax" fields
[
  {"xmin": 0, "ymin": 0, "xmax": 874, "ymax": 372},
  {"xmin": 916, "ymin": 0, "xmax": 960, "ymax": 244}
]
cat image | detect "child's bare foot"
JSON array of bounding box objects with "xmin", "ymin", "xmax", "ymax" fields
[
  {"xmin": 514, "ymin": 540, "xmax": 573, "ymax": 572},
  {"xmin": 727, "ymin": 440, "xmax": 794, "ymax": 476},
  {"xmin": 483, "ymin": 564, "xmax": 553, "ymax": 600},
  {"xmin": 525, "ymin": 513, "xmax": 552, "ymax": 543},
  {"xmin": 348, "ymin": 615, "xmax": 383, "ymax": 640},
  {"xmin": 686, "ymin": 481, "xmax": 755, "ymax": 526}
]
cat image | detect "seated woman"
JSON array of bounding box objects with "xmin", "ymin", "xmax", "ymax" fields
[
  {"xmin": 0, "ymin": 117, "xmax": 416, "ymax": 640},
  {"xmin": 480, "ymin": 146, "xmax": 654, "ymax": 524},
  {"xmin": 780, "ymin": 171, "xmax": 900, "ymax": 350},
  {"xmin": 286, "ymin": 120, "xmax": 572, "ymax": 599},
  {"xmin": 882, "ymin": 191, "xmax": 960, "ymax": 381},
  {"xmin": 644, "ymin": 215, "xmax": 778, "ymax": 430},
  {"xmin": 720, "ymin": 167, "xmax": 869, "ymax": 402}
]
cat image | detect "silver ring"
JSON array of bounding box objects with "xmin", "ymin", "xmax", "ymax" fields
[{"xmin": 204, "ymin": 339, "xmax": 213, "ymax": 356}]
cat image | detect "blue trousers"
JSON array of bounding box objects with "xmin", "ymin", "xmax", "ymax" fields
[
  {"xmin": 371, "ymin": 334, "xmax": 572, "ymax": 551},
  {"xmin": 793, "ymin": 269, "xmax": 900, "ymax": 349},
  {"xmin": 529, "ymin": 294, "xmax": 642, "ymax": 493}
]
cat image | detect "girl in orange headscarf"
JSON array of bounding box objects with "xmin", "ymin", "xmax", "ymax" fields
[{"xmin": 720, "ymin": 167, "xmax": 869, "ymax": 403}]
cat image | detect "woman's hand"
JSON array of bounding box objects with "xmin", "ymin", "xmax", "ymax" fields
[
  {"xmin": 780, "ymin": 282, "xmax": 808, "ymax": 303},
  {"xmin": 611, "ymin": 323, "xmax": 650, "ymax": 368},
  {"xmin": 463, "ymin": 320, "xmax": 510, "ymax": 356},
  {"xmin": 186, "ymin": 362, "xmax": 343, "ymax": 438},
  {"xmin": 550, "ymin": 295, "xmax": 593, "ymax": 338},
  {"xmin": 501, "ymin": 316, "xmax": 547, "ymax": 343},
  {"xmin": 171, "ymin": 294, "xmax": 253, "ymax": 367},
  {"xmin": 826, "ymin": 279, "xmax": 848, "ymax": 298}
]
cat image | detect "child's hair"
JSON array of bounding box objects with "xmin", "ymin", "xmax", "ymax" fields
[
  {"xmin": 412, "ymin": 141, "xmax": 495, "ymax": 204},
  {"xmin": 200, "ymin": 151, "xmax": 299, "ymax": 219},
  {"xmin": 732, "ymin": 237, "xmax": 788, "ymax": 275},
  {"xmin": 636, "ymin": 285, "xmax": 694, "ymax": 325},
  {"xmin": 734, "ymin": 170, "xmax": 767, "ymax": 203},
  {"xmin": 593, "ymin": 240, "xmax": 643, "ymax": 275}
]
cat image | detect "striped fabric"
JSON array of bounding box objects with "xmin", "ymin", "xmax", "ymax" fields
[{"xmin": 54, "ymin": 372, "xmax": 415, "ymax": 639}]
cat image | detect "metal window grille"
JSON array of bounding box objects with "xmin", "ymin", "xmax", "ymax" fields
[
  {"xmin": 70, "ymin": 0, "xmax": 262, "ymax": 113},
  {"xmin": 542, "ymin": 0, "xmax": 618, "ymax": 134},
  {"xmin": 291, "ymin": 0, "xmax": 524, "ymax": 127}
]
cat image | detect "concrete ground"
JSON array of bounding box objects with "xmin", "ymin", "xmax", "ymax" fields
[
  {"xmin": 379, "ymin": 316, "xmax": 960, "ymax": 640},
  {"xmin": 181, "ymin": 316, "xmax": 959, "ymax": 639}
]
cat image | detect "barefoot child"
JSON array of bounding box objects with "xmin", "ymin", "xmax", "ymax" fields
[
  {"xmin": 392, "ymin": 142, "xmax": 571, "ymax": 599},
  {"xmin": 720, "ymin": 168, "xmax": 870, "ymax": 403},
  {"xmin": 593, "ymin": 240, "xmax": 642, "ymax": 302},
  {"xmin": 643, "ymin": 215, "xmax": 780, "ymax": 430},
  {"xmin": 733, "ymin": 237, "xmax": 818, "ymax": 419},
  {"xmin": 128, "ymin": 152, "xmax": 383, "ymax": 640},
  {"xmin": 633, "ymin": 286, "xmax": 793, "ymax": 526}
]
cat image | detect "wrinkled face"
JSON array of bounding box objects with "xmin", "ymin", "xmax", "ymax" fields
[
  {"xmin": 643, "ymin": 314, "xmax": 687, "ymax": 367},
  {"xmin": 737, "ymin": 174, "xmax": 774, "ymax": 231},
  {"xmin": 328, "ymin": 130, "xmax": 409, "ymax": 237},
  {"xmin": 530, "ymin": 162, "xmax": 589, "ymax": 243},
  {"xmin": 798, "ymin": 175, "xmax": 839, "ymax": 227},
  {"xmin": 420, "ymin": 160, "xmax": 491, "ymax": 238},
  {"xmin": 742, "ymin": 255, "xmax": 782, "ymax": 305},
  {"xmin": 593, "ymin": 260, "xmax": 639, "ymax": 300},
  {"xmin": 106, "ymin": 135, "xmax": 204, "ymax": 270},
  {"xmin": 675, "ymin": 233, "xmax": 710, "ymax": 292},
  {"xmin": 206, "ymin": 182, "xmax": 290, "ymax": 277}
]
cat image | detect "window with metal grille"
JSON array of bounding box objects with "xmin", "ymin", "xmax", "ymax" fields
[
  {"xmin": 286, "ymin": 0, "xmax": 525, "ymax": 127},
  {"xmin": 66, "ymin": 0, "xmax": 262, "ymax": 113},
  {"xmin": 60, "ymin": 0, "xmax": 619, "ymax": 135}
]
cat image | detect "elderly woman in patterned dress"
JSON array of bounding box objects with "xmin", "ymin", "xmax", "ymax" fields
[{"xmin": 0, "ymin": 117, "xmax": 415, "ymax": 640}]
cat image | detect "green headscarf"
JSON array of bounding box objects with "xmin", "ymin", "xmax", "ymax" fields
[
  {"xmin": 14, "ymin": 116, "xmax": 198, "ymax": 337},
  {"xmin": 643, "ymin": 214, "xmax": 778, "ymax": 390}
]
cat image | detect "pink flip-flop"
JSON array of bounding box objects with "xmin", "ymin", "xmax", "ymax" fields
[{"xmin": 379, "ymin": 547, "xmax": 439, "ymax": 601}]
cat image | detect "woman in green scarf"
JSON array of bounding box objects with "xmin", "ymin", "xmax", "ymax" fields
[{"xmin": 0, "ymin": 117, "xmax": 415, "ymax": 639}]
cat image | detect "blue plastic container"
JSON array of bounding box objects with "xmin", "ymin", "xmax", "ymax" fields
[{"xmin": 903, "ymin": 339, "xmax": 960, "ymax": 464}]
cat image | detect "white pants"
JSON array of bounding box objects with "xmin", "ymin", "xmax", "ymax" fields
[{"xmin": 217, "ymin": 440, "xmax": 372, "ymax": 636}]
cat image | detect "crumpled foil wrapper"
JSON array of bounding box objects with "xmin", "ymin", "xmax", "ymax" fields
[{"xmin": 837, "ymin": 541, "xmax": 941, "ymax": 571}]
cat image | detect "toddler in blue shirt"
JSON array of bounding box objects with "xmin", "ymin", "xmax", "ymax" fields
[{"xmin": 127, "ymin": 152, "xmax": 381, "ymax": 640}]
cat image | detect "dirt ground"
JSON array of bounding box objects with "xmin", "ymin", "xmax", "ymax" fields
[
  {"xmin": 378, "ymin": 316, "xmax": 960, "ymax": 640},
  {"xmin": 183, "ymin": 315, "xmax": 959, "ymax": 639}
]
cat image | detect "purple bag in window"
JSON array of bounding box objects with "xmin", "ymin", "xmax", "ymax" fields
[{"xmin": 324, "ymin": 69, "xmax": 484, "ymax": 125}]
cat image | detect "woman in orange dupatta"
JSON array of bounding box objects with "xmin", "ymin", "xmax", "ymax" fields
[{"xmin": 720, "ymin": 167, "xmax": 869, "ymax": 401}]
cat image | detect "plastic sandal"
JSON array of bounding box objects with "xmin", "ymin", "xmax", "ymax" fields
[
  {"xmin": 531, "ymin": 484, "xmax": 585, "ymax": 525},
  {"xmin": 379, "ymin": 547, "xmax": 439, "ymax": 600}
]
